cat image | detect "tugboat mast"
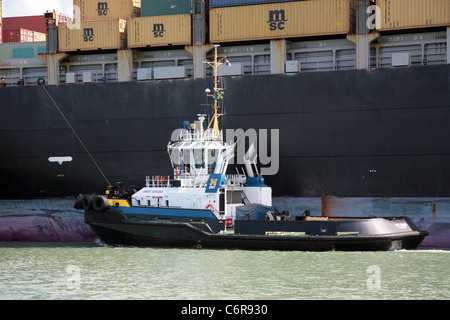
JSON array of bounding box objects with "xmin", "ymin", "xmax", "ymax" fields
[{"xmin": 204, "ymin": 44, "xmax": 226, "ymax": 140}]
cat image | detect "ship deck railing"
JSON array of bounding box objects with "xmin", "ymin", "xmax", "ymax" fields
[
  {"xmin": 144, "ymin": 173, "xmax": 247, "ymax": 189},
  {"xmin": 178, "ymin": 129, "xmax": 223, "ymax": 142},
  {"xmin": 227, "ymin": 174, "xmax": 247, "ymax": 186},
  {"xmin": 145, "ymin": 175, "xmax": 173, "ymax": 188}
]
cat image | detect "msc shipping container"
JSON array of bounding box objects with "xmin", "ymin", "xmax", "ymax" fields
[
  {"xmin": 210, "ymin": 0, "xmax": 351, "ymax": 43},
  {"xmin": 73, "ymin": 0, "xmax": 141, "ymax": 21},
  {"xmin": 210, "ymin": 0, "xmax": 300, "ymax": 7},
  {"xmin": 0, "ymin": 41, "xmax": 47, "ymax": 59},
  {"xmin": 377, "ymin": 0, "xmax": 450, "ymax": 31},
  {"xmin": 2, "ymin": 28, "xmax": 34, "ymax": 43},
  {"xmin": 58, "ymin": 19, "xmax": 127, "ymax": 52},
  {"xmin": 141, "ymin": 0, "xmax": 192, "ymax": 17},
  {"xmin": 128, "ymin": 14, "xmax": 191, "ymax": 47}
]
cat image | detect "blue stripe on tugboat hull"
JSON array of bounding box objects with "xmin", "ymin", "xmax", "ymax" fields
[{"xmin": 116, "ymin": 206, "xmax": 217, "ymax": 219}]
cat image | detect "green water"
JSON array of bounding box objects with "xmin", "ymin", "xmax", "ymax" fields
[{"xmin": 0, "ymin": 242, "xmax": 448, "ymax": 300}]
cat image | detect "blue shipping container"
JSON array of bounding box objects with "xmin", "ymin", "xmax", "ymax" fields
[
  {"xmin": 0, "ymin": 42, "xmax": 47, "ymax": 59},
  {"xmin": 210, "ymin": 0, "xmax": 300, "ymax": 8}
]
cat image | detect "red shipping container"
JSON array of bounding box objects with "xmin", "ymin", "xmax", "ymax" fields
[
  {"xmin": 2, "ymin": 28, "xmax": 34, "ymax": 43},
  {"xmin": 3, "ymin": 16, "xmax": 47, "ymax": 34},
  {"xmin": 0, "ymin": 25, "xmax": 2, "ymax": 43},
  {"xmin": 3, "ymin": 14, "xmax": 72, "ymax": 35}
]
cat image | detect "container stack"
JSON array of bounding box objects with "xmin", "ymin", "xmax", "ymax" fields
[
  {"xmin": 210, "ymin": 0, "xmax": 352, "ymax": 43},
  {"xmin": 128, "ymin": 0, "xmax": 192, "ymax": 48},
  {"xmin": 1, "ymin": 15, "xmax": 47, "ymax": 43},
  {"xmin": 59, "ymin": 0, "xmax": 142, "ymax": 52}
]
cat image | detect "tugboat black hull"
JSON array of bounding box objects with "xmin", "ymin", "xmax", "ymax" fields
[{"xmin": 86, "ymin": 211, "xmax": 428, "ymax": 251}]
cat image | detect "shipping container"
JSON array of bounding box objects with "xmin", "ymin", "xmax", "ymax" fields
[
  {"xmin": 73, "ymin": 0, "xmax": 141, "ymax": 21},
  {"xmin": 0, "ymin": 41, "xmax": 47, "ymax": 59},
  {"xmin": 2, "ymin": 28, "xmax": 34, "ymax": 43},
  {"xmin": 210, "ymin": 0, "xmax": 351, "ymax": 43},
  {"xmin": 58, "ymin": 19, "xmax": 126, "ymax": 52},
  {"xmin": 210, "ymin": 0, "xmax": 299, "ymax": 8},
  {"xmin": 128, "ymin": 14, "xmax": 191, "ymax": 47},
  {"xmin": 0, "ymin": 25, "xmax": 2, "ymax": 44},
  {"xmin": 2, "ymin": 16, "xmax": 47, "ymax": 33},
  {"xmin": 33, "ymin": 31, "xmax": 47, "ymax": 42},
  {"xmin": 141, "ymin": 0, "xmax": 192, "ymax": 17},
  {"xmin": 57, "ymin": 13, "xmax": 71, "ymax": 24},
  {"xmin": 377, "ymin": 0, "xmax": 450, "ymax": 31}
]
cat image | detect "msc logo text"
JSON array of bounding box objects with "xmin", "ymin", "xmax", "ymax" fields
[
  {"xmin": 267, "ymin": 9, "xmax": 287, "ymax": 31},
  {"xmin": 83, "ymin": 28, "xmax": 95, "ymax": 42},
  {"xmin": 153, "ymin": 23, "xmax": 165, "ymax": 38},
  {"xmin": 97, "ymin": 2, "xmax": 109, "ymax": 16}
]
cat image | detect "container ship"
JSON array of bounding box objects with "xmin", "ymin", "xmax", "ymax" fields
[{"xmin": 0, "ymin": 0, "xmax": 449, "ymax": 247}]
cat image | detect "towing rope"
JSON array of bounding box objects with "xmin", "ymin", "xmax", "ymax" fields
[{"xmin": 39, "ymin": 83, "xmax": 111, "ymax": 186}]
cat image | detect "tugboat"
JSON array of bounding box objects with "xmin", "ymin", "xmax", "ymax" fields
[{"xmin": 75, "ymin": 45, "xmax": 428, "ymax": 251}]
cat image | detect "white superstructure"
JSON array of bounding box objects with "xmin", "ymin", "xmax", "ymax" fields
[{"xmin": 131, "ymin": 45, "xmax": 271, "ymax": 225}]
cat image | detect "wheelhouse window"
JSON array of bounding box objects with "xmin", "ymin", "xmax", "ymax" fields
[
  {"xmin": 193, "ymin": 148, "xmax": 205, "ymax": 169},
  {"xmin": 207, "ymin": 148, "xmax": 222, "ymax": 174}
]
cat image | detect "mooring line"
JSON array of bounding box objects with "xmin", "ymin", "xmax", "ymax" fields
[{"xmin": 39, "ymin": 83, "xmax": 111, "ymax": 186}]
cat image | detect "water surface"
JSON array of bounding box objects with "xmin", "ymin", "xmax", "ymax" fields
[{"xmin": 0, "ymin": 242, "xmax": 448, "ymax": 300}]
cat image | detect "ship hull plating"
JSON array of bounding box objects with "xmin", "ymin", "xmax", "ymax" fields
[
  {"xmin": 0, "ymin": 65, "xmax": 449, "ymax": 199},
  {"xmin": 0, "ymin": 66, "xmax": 449, "ymax": 246}
]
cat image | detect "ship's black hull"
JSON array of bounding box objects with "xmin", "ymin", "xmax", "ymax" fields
[
  {"xmin": 0, "ymin": 65, "xmax": 449, "ymax": 199},
  {"xmin": 88, "ymin": 220, "xmax": 427, "ymax": 251},
  {"xmin": 84, "ymin": 205, "xmax": 428, "ymax": 251}
]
